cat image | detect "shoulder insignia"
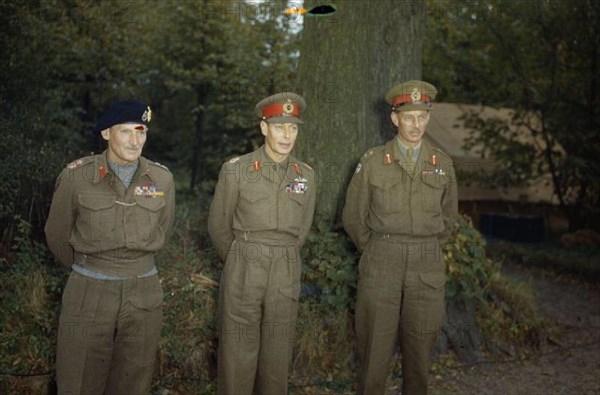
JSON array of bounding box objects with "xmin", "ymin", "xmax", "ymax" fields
[
  {"xmin": 355, "ymin": 163, "xmax": 362, "ymax": 174},
  {"xmin": 229, "ymin": 157, "xmax": 240, "ymax": 164},
  {"xmin": 151, "ymin": 161, "xmax": 170, "ymax": 171},
  {"xmin": 66, "ymin": 156, "xmax": 93, "ymax": 170},
  {"xmin": 361, "ymin": 146, "xmax": 385, "ymax": 164},
  {"xmin": 303, "ymin": 162, "xmax": 313, "ymax": 171},
  {"xmin": 432, "ymin": 147, "xmax": 451, "ymax": 160}
]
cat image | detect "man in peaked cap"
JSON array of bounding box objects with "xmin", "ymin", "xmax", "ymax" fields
[
  {"xmin": 343, "ymin": 81, "xmax": 458, "ymax": 395},
  {"xmin": 208, "ymin": 92, "xmax": 316, "ymax": 394},
  {"xmin": 45, "ymin": 99, "xmax": 175, "ymax": 394}
]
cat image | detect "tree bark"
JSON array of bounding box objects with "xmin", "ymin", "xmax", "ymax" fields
[{"xmin": 295, "ymin": 0, "xmax": 426, "ymax": 225}]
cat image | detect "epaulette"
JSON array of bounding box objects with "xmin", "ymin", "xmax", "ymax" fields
[
  {"xmin": 361, "ymin": 146, "xmax": 385, "ymax": 162},
  {"xmin": 66, "ymin": 156, "xmax": 94, "ymax": 170},
  {"xmin": 432, "ymin": 146, "xmax": 452, "ymax": 161},
  {"xmin": 229, "ymin": 157, "xmax": 240, "ymax": 164},
  {"xmin": 302, "ymin": 162, "xmax": 313, "ymax": 172},
  {"xmin": 149, "ymin": 160, "xmax": 171, "ymax": 172}
]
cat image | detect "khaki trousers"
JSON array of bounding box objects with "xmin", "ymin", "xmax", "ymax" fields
[
  {"xmin": 217, "ymin": 239, "xmax": 301, "ymax": 395},
  {"xmin": 355, "ymin": 236, "xmax": 446, "ymax": 395},
  {"xmin": 56, "ymin": 272, "xmax": 163, "ymax": 395}
]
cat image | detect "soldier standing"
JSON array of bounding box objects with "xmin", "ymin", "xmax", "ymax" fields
[
  {"xmin": 208, "ymin": 92, "xmax": 316, "ymax": 394},
  {"xmin": 342, "ymin": 81, "xmax": 458, "ymax": 395},
  {"xmin": 45, "ymin": 100, "xmax": 175, "ymax": 394}
]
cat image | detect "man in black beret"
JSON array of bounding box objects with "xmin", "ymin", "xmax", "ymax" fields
[{"xmin": 45, "ymin": 99, "xmax": 175, "ymax": 394}]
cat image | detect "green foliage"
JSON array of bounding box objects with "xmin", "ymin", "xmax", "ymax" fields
[
  {"xmin": 443, "ymin": 215, "xmax": 497, "ymax": 302},
  {"xmin": 424, "ymin": 0, "xmax": 600, "ymax": 229},
  {"xmin": 442, "ymin": 215, "xmax": 552, "ymax": 350},
  {"xmin": 0, "ymin": 216, "xmax": 65, "ymax": 393},
  {"xmin": 301, "ymin": 220, "xmax": 358, "ymax": 311}
]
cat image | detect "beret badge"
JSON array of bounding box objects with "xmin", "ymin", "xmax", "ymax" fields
[{"xmin": 142, "ymin": 106, "xmax": 152, "ymax": 122}]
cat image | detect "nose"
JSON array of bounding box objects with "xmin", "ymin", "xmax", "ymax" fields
[{"xmin": 130, "ymin": 132, "xmax": 139, "ymax": 146}]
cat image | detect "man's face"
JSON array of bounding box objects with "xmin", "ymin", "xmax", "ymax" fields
[
  {"xmin": 101, "ymin": 123, "xmax": 147, "ymax": 164},
  {"xmin": 260, "ymin": 121, "xmax": 299, "ymax": 161},
  {"xmin": 391, "ymin": 110, "xmax": 430, "ymax": 146}
]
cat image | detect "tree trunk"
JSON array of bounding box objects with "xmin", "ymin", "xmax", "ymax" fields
[{"xmin": 295, "ymin": 0, "xmax": 425, "ymax": 226}]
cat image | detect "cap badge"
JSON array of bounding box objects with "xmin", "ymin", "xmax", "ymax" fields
[
  {"xmin": 142, "ymin": 106, "xmax": 152, "ymax": 122},
  {"xmin": 411, "ymin": 88, "xmax": 421, "ymax": 102},
  {"xmin": 283, "ymin": 100, "xmax": 294, "ymax": 114}
]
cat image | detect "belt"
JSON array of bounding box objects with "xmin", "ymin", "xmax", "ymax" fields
[
  {"xmin": 371, "ymin": 232, "xmax": 439, "ymax": 243},
  {"xmin": 233, "ymin": 230, "xmax": 299, "ymax": 245}
]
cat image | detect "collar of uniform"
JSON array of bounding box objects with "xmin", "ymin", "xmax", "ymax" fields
[
  {"xmin": 94, "ymin": 151, "xmax": 155, "ymax": 184},
  {"xmin": 92, "ymin": 152, "xmax": 111, "ymax": 184},
  {"xmin": 420, "ymin": 139, "xmax": 435, "ymax": 166},
  {"xmin": 385, "ymin": 138, "xmax": 416, "ymax": 176},
  {"xmin": 256, "ymin": 145, "xmax": 278, "ymax": 183},
  {"xmin": 135, "ymin": 156, "xmax": 160, "ymax": 185}
]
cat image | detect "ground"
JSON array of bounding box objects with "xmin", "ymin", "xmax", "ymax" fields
[{"xmin": 429, "ymin": 263, "xmax": 600, "ymax": 395}]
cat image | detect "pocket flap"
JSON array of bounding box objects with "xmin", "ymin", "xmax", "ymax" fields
[
  {"xmin": 287, "ymin": 192, "xmax": 306, "ymax": 205},
  {"xmin": 135, "ymin": 195, "xmax": 166, "ymax": 212},
  {"xmin": 240, "ymin": 191, "xmax": 270, "ymax": 203},
  {"xmin": 419, "ymin": 272, "xmax": 446, "ymax": 289},
  {"xmin": 370, "ymin": 176, "xmax": 402, "ymax": 190},
  {"xmin": 78, "ymin": 194, "xmax": 115, "ymax": 210},
  {"xmin": 279, "ymin": 284, "xmax": 301, "ymax": 301},
  {"xmin": 421, "ymin": 173, "xmax": 448, "ymax": 189},
  {"xmin": 130, "ymin": 291, "xmax": 163, "ymax": 311}
]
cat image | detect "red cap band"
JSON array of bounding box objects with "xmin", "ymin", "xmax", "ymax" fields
[
  {"xmin": 262, "ymin": 102, "xmax": 299, "ymax": 119},
  {"xmin": 392, "ymin": 94, "xmax": 432, "ymax": 108}
]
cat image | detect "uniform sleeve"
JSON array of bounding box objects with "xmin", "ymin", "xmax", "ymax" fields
[
  {"xmin": 44, "ymin": 168, "xmax": 76, "ymax": 269},
  {"xmin": 160, "ymin": 173, "xmax": 176, "ymax": 244},
  {"xmin": 439, "ymin": 161, "xmax": 459, "ymax": 244},
  {"xmin": 298, "ymin": 171, "xmax": 317, "ymax": 247},
  {"xmin": 342, "ymin": 159, "xmax": 372, "ymax": 252},
  {"xmin": 208, "ymin": 162, "xmax": 240, "ymax": 262}
]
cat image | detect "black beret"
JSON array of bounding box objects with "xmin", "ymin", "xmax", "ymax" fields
[{"xmin": 93, "ymin": 99, "xmax": 152, "ymax": 133}]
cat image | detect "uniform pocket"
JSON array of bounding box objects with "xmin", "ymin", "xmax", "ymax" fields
[
  {"xmin": 420, "ymin": 174, "xmax": 448, "ymax": 213},
  {"xmin": 238, "ymin": 187, "xmax": 273, "ymax": 227},
  {"xmin": 77, "ymin": 193, "xmax": 116, "ymax": 241},
  {"xmin": 371, "ymin": 177, "xmax": 407, "ymax": 214},
  {"xmin": 276, "ymin": 283, "xmax": 301, "ymax": 322},
  {"xmin": 60, "ymin": 272, "xmax": 101, "ymax": 318},
  {"xmin": 135, "ymin": 196, "xmax": 165, "ymax": 241},
  {"xmin": 129, "ymin": 291, "xmax": 163, "ymax": 311}
]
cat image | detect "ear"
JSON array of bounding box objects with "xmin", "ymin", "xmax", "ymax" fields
[
  {"xmin": 100, "ymin": 128, "xmax": 110, "ymax": 141},
  {"xmin": 390, "ymin": 111, "xmax": 400, "ymax": 127},
  {"xmin": 260, "ymin": 121, "xmax": 269, "ymax": 137}
]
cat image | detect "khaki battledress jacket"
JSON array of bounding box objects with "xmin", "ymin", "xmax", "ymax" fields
[
  {"xmin": 208, "ymin": 145, "xmax": 316, "ymax": 395},
  {"xmin": 45, "ymin": 152, "xmax": 175, "ymax": 276},
  {"xmin": 343, "ymin": 137, "xmax": 458, "ymax": 395}
]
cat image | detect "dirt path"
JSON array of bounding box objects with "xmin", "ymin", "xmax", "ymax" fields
[{"xmin": 430, "ymin": 264, "xmax": 600, "ymax": 395}]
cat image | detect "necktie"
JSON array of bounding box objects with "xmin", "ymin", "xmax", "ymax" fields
[{"xmin": 407, "ymin": 148, "xmax": 415, "ymax": 173}]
